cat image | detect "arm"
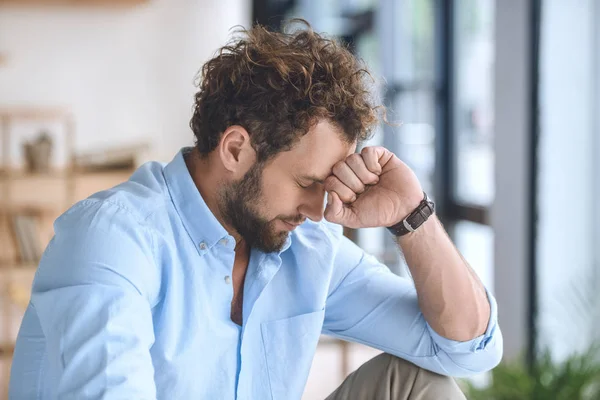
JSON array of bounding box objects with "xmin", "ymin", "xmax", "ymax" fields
[
  {"xmin": 322, "ymin": 146, "xmax": 503, "ymax": 376},
  {"xmin": 31, "ymin": 200, "xmax": 160, "ymax": 399},
  {"xmin": 323, "ymin": 230, "xmax": 502, "ymax": 377},
  {"xmin": 397, "ymin": 215, "xmax": 490, "ymax": 341}
]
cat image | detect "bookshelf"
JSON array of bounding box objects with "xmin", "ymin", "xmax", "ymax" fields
[
  {"xmin": 0, "ymin": 108, "xmax": 75, "ymax": 267},
  {"xmin": 0, "ymin": 107, "xmax": 135, "ymax": 397}
]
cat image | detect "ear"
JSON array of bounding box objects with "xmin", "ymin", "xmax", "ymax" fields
[{"xmin": 218, "ymin": 125, "xmax": 256, "ymax": 177}]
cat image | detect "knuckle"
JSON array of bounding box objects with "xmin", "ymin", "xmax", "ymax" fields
[
  {"xmin": 347, "ymin": 153, "xmax": 362, "ymax": 164},
  {"xmin": 324, "ymin": 176, "xmax": 337, "ymax": 188},
  {"xmin": 341, "ymin": 189, "xmax": 355, "ymax": 201},
  {"xmin": 332, "ymin": 162, "xmax": 345, "ymax": 175},
  {"xmin": 361, "ymin": 146, "xmax": 377, "ymax": 154},
  {"xmin": 354, "ymin": 182, "xmax": 366, "ymax": 193}
]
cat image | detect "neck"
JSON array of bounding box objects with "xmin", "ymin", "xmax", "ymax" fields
[{"xmin": 185, "ymin": 147, "xmax": 246, "ymax": 250}]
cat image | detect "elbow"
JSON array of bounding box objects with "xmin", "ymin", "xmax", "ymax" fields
[
  {"xmin": 441, "ymin": 325, "xmax": 504, "ymax": 378},
  {"xmin": 432, "ymin": 296, "xmax": 494, "ymax": 342},
  {"xmin": 475, "ymin": 345, "xmax": 503, "ymax": 377},
  {"xmin": 486, "ymin": 329, "xmax": 504, "ymax": 371},
  {"xmin": 431, "ymin": 316, "xmax": 491, "ymax": 343},
  {"xmin": 462, "ymin": 326, "xmax": 504, "ymax": 377}
]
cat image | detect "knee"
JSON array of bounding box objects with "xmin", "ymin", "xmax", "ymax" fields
[{"xmin": 384, "ymin": 354, "xmax": 466, "ymax": 400}]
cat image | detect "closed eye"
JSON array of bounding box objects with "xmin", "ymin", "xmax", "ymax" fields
[{"xmin": 296, "ymin": 174, "xmax": 327, "ymax": 189}]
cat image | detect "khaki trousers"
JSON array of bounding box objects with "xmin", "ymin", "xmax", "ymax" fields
[{"xmin": 325, "ymin": 353, "xmax": 467, "ymax": 400}]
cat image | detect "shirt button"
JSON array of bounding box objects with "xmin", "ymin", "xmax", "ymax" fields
[
  {"xmin": 199, "ymin": 242, "xmax": 207, "ymax": 250},
  {"xmin": 224, "ymin": 275, "xmax": 231, "ymax": 284},
  {"xmin": 219, "ymin": 238, "xmax": 229, "ymax": 246}
]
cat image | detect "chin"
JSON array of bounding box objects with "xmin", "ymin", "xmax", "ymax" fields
[
  {"xmin": 266, "ymin": 232, "xmax": 290, "ymax": 252},
  {"xmin": 245, "ymin": 225, "xmax": 289, "ymax": 254}
]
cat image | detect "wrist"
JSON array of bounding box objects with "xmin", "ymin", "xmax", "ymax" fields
[
  {"xmin": 387, "ymin": 191, "xmax": 435, "ymax": 237},
  {"xmin": 395, "ymin": 192, "xmax": 427, "ymax": 222},
  {"xmin": 395, "ymin": 214, "xmax": 437, "ymax": 243}
]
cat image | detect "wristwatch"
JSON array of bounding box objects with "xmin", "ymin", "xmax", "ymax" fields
[{"xmin": 387, "ymin": 192, "xmax": 435, "ymax": 237}]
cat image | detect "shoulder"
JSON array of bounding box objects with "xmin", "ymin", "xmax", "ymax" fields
[
  {"xmin": 45, "ymin": 163, "xmax": 169, "ymax": 304},
  {"xmin": 58, "ymin": 161, "xmax": 168, "ymax": 233}
]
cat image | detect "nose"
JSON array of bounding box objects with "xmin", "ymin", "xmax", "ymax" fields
[{"xmin": 298, "ymin": 186, "xmax": 326, "ymax": 222}]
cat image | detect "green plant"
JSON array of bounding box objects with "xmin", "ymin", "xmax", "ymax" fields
[{"xmin": 463, "ymin": 346, "xmax": 600, "ymax": 400}]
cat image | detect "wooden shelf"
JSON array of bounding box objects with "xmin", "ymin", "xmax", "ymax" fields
[
  {"xmin": 0, "ymin": 203, "xmax": 64, "ymax": 215},
  {"xmin": 0, "ymin": 107, "xmax": 71, "ymax": 121},
  {"xmin": 0, "ymin": 0, "xmax": 149, "ymax": 6},
  {"xmin": 0, "ymin": 169, "xmax": 71, "ymax": 179},
  {"xmin": 0, "ymin": 168, "xmax": 133, "ymax": 179},
  {"xmin": 0, "ymin": 262, "xmax": 37, "ymax": 270}
]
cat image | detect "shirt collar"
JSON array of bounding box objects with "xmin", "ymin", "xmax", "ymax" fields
[
  {"xmin": 280, "ymin": 235, "xmax": 293, "ymax": 253},
  {"xmin": 163, "ymin": 147, "xmax": 231, "ymax": 253},
  {"xmin": 163, "ymin": 147, "xmax": 293, "ymax": 255}
]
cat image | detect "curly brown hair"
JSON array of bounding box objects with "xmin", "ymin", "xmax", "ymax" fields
[{"xmin": 190, "ymin": 20, "xmax": 380, "ymax": 163}]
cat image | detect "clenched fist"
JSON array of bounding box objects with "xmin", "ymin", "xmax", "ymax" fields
[{"xmin": 324, "ymin": 146, "xmax": 424, "ymax": 229}]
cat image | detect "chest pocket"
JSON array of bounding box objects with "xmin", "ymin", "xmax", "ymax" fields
[{"xmin": 260, "ymin": 309, "xmax": 325, "ymax": 400}]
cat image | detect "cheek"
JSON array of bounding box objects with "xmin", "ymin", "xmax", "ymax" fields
[{"xmin": 260, "ymin": 180, "xmax": 303, "ymax": 217}]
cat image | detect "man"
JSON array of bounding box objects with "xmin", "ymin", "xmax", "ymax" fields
[{"xmin": 9, "ymin": 22, "xmax": 502, "ymax": 399}]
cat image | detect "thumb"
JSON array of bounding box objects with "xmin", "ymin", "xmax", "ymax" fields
[{"xmin": 324, "ymin": 191, "xmax": 346, "ymax": 224}]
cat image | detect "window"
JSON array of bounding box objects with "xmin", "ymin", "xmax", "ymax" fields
[
  {"xmin": 452, "ymin": 0, "xmax": 495, "ymax": 207},
  {"xmin": 253, "ymin": 1, "xmax": 497, "ymax": 283},
  {"xmin": 450, "ymin": 0, "xmax": 496, "ymax": 295}
]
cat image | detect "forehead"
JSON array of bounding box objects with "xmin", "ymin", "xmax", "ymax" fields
[{"xmin": 272, "ymin": 120, "xmax": 357, "ymax": 177}]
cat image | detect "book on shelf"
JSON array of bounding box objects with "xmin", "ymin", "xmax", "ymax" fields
[
  {"xmin": 9, "ymin": 213, "xmax": 42, "ymax": 265},
  {"xmin": 0, "ymin": 213, "xmax": 18, "ymax": 263}
]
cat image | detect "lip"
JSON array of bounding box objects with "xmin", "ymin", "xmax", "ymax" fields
[{"xmin": 282, "ymin": 220, "xmax": 301, "ymax": 230}]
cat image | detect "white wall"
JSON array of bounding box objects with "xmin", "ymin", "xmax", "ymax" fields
[
  {"xmin": 537, "ymin": 0, "xmax": 598, "ymax": 360},
  {"xmin": 0, "ymin": 0, "xmax": 251, "ymax": 163}
]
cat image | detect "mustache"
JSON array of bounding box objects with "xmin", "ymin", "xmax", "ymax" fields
[{"xmin": 282, "ymin": 216, "xmax": 305, "ymax": 225}]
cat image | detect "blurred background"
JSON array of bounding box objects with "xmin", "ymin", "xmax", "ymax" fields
[{"xmin": 0, "ymin": 0, "xmax": 598, "ymax": 399}]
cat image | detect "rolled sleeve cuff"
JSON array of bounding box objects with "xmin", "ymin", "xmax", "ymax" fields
[{"xmin": 426, "ymin": 288, "xmax": 499, "ymax": 354}]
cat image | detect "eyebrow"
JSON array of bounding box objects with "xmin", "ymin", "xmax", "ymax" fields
[{"xmin": 300, "ymin": 174, "xmax": 328, "ymax": 184}]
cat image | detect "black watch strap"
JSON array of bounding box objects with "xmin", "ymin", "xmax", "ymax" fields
[{"xmin": 387, "ymin": 192, "xmax": 435, "ymax": 237}]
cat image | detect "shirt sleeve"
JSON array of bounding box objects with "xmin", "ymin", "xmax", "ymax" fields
[
  {"xmin": 322, "ymin": 229, "xmax": 503, "ymax": 377},
  {"xmin": 30, "ymin": 200, "xmax": 161, "ymax": 399}
]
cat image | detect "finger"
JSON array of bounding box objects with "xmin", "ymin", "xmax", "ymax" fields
[
  {"xmin": 345, "ymin": 153, "xmax": 380, "ymax": 186},
  {"xmin": 360, "ymin": 146, "xmax": 384, "ymax": 175},
  {"xmin": 324, "ymin": 175, "xmax": 356, "ymax": 204},
  {"xmin": 325, "ymin": 192, "xmax": 360, "ymax": 227},
  {"xmin": 332, "ymin": 161, "xmax": 366, "ymax": 194},
  {"xmin": 324, "ymin": 191, "xmax": 344, "ymax": 223}
]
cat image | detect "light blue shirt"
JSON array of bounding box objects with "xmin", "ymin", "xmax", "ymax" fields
[{"xmin": 10, "ymin": 148, "xmax": 502, "ymax": 400}]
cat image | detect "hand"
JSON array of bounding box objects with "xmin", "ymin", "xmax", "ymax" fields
[{"xmin": 323, "ymin": 146, "xmax": 424, "ymax": 229}]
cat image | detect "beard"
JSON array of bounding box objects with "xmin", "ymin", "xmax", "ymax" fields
[{"xmin": 218, "ymin": 162, "xmax": 300, "ymax": 253}]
